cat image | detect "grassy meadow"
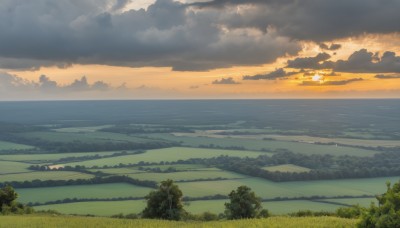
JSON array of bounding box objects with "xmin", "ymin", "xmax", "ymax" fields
[{"xmin": 0, "ymin": 215, "xmax": 359, "ymax": 228}]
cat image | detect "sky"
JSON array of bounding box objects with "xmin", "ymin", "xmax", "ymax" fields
[{"xmin": 0, "ymin": 0, "xmax": 400, "ymax": 100}]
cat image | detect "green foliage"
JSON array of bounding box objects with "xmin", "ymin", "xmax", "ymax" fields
[
  {"xmin": 0, "ymin": 185, "xmax": 33, "ymax": 215},
  {"xmin": 289, "ymin": 210, "xmax": 334, "ymax": 217},
  {"xmin": 224, "ymin": 185, "xmax": 263, "ymax": 219},
  {"xmin": 258, "ymin": 209, "xmax": 270, "ymax": 218},
  {"xmin": 359, "ymin": 181, "xmax": 400, "ymax": 228},
  {"xmin": 0, "ymin": 185, "xmax": 18, "ymax": 210},
  {"xmin": 142, "ymin": 179, "xmax": 185, "ymax": 220},
  {"xmin": 336, "ymin": 205, "xmax": 365, "ymax": 218}
]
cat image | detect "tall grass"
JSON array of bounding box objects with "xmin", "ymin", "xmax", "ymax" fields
[{"xmin": 0, "ymin": 215, "xmax": 358, "ymax": 228}]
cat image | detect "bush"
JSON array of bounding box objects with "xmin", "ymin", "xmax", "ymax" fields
[
  {"xmin": 359, "ymin": 181, "xmax": 400, "ymax": 227},
  {"xmin": 336, "ymin": 205, "xmax": 365, "ymax": 219}
]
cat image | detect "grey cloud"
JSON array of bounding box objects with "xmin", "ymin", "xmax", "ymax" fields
[
  {"xmin": 300, "ymin": 78, "xmax": 363, "ymax": 86},
  {"xmin": 0, "ymin": 0, "xmax": 300, "ymax": 71},
  {"xmin": 334, "ymin": 49, "xmax": 400, "ymax": 73},
  {"xmin": 243, "ymin": 68, "xmax": 297, "ymax": 80},
  {"xmin": 0, "ymin": 72, "xmax": 111, "ymax": 94},
  {"xmin": 190, "ymin": 0, "xmax": 400, "ymax": 41},
  {"xmin": 111, "ymin": 0, "xmax": 132, "ymax": 12},
  {"xmin": 319, "ymin": 43, "xmax": 342, "ymax": 51},
  {"xmin": 375, "ymin": 74, "xmax": 400, "ymax": 79},
  {"xmin": 287, "ymin": 49, "xmax": 400, "ymax": 73},
  {"xmin": 287, "ymin": 53, "xmax": 332, "ymax": 69},
  {"xmin": 212, "ymin": 77, "xmax": 240, "ymax": 84}
]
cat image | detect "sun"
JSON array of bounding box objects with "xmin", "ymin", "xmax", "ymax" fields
[{"xmin": 312, "ymin": 73, "xmax": 324, "ymax": 83}]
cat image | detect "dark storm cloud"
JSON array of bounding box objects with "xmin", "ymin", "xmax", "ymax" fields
[
  {"xmin": 286, "ymin": 53, "xmax": 332, "ymax": 69},
  {"xmin": 0, "ymin": 0, "xmax": 300, "ymax": 71},
  {"xmin": 189, "ymin": 0, "xmax": 400, "ymax": 41},
  {"xmin": 212, "ymin": 77, "xmax": 240, "ymax": 84},
  {"xmin": 1, "ymin": 0, "xmax": 399, "ymax": 72},
  {"xmin": 301, "ymin": 78, "xmax": 363, "ymax": 86},
  {"xmin": 375, "ymin": 74, "xmax": 400, "ymax": 79},
  {"xmin": 334, "ymin": 49, "xmax": 400, "ymax": 73},
  {"xmin": 243, "ymin": 68, "xmax": 297, "ymax": 80},
  {"xmin": 287, "ymin": 49, "xmax": 400, "ymax": 73}
]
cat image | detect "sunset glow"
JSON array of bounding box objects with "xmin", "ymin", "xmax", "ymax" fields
[{"xmin": 0, "ymin": 0, "xmax": 399, "ymax": 100}]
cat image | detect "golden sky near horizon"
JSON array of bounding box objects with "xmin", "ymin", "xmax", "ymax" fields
[{"xmin": 1, "ymin": 0, "xmax": 400, "ymax": 99}]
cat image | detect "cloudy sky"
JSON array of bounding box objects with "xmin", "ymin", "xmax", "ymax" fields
[{"xmin": 1, "ymin": 0, "xmax": 399, "ymax": 100}]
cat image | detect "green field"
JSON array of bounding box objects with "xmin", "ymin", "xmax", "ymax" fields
[
  {"xmin": 89, "ymin": 167, "xmax": 144, "ymax": 175},
  {"xmin": 15, "ymin": 131, "xmax": 159, "ymax": 144},
  {"xmin": 0, "ymin": 161, "xmax": 31, "ymax": 174},
  {"xmin": 34, "ymin": 200, "xmax": 146, "ymax": 216},
  {"xmin": 177, "ymin": 176, "xmax": 400, "ymax": 198},
  {"xmin": 34, "ymin": 199, "xmax": 346, "ymax": 216},
  {"xmin": 0, "ymin": 151, "xmax": 124, "ymax": 163},
  {"xmin": 59, "ymin": 147, "xmax": 267, "ymax": 167},
  {"xmin": 125, "ymin": 169, "xmax": 247, "ymax": 182},
  {"xmin": 148, "ymin": 134, "xmax": 377, "ymax": 157},
  {"xmin": 0, "ymin": 171, "xmax": 93, "ymax": 182},
  {"xmin": 263, "ymin": 164, "xmax": 311, "ymax": 173},
  {"xmin": 141, "ymin": 164, "xmax": 208, "ymax": 171},
  {"xmin": 319, "ymin": 197, "xmax": 377, "ymax": 207},
  {"xmin": 186, "ymin": 129, "xmax": 400, "ymax": 148},
  {"xmin": 0, "ymin": 215, "xmax": 359, "ymax": 228},
  {"xmin": 0, "ymin": 140, "xmax": 34, "ymax": 151},
  {"xmin": 53, "ymin": 125, "xmax": 113, "ymax": 133},
  {"xmin": 17, "ymin": 183, "xmax": 153, "ymax": 204}
]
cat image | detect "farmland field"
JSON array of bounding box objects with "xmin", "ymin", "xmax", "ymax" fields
[
  {"xmin": 34, "ymin": 200, "xmax": 146, "ymax": 216},
  {"xmin": 177, "ymin": 176, "xmax": 400, "ymax": 198},
  {"xmin": 176, "ymin": 130, "xmax": 400, "ymax": 147},
  {"xmin": 15, "ymin": 131, "xmax": 158, "ymax": 144},
  {"xmin": 59, "ymin": 147, "xmax": 267, "ymax": 167},
  {"xmin": 319, "ymin": 197, "xmax": 377, "ymax": 207},
  {"xmin": 262, "ymin": 164, "xmax": 311, "ymax": 173},
  {"xmin": 185, "ymin": 199, "xmax": 344, "ymax": 215},
  {"xmin": 0, "ymin": 140, "xmax": 34, "ymax": 151},
  {"xmin": 0, "ymin": 151, "xmax": 124, "ymax": 163},
  {"xmin": 33, "ymin": 199, "xmax": 349, "ymax": 216},
  {"xmin": 0, "ymin": 100, "xmax": 399, "ymax": 219},
  {"xmin": 0, "ymin": 161, "xmax": 31, "ymax": 174},
  {"xmin": 149, "ymin": 133, "xmax": 378, "ymax": 157},
  {"xmin": 125, "ymin": 169, "xmax": 247, "ymax": 182},
  {"xmin": 0, "ymin": 171, "xmax": 93, "ymax": 182},
  {"xmin": 17, "ymin": 183, "xmax": 153, "ymax": 204}
]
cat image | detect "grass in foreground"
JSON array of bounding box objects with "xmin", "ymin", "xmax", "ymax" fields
[{"xmin": 0, "ymin": 215, "xmax": 358, "ymax": 228}]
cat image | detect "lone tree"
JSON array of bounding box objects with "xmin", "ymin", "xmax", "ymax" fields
[
  {"xmin": 359, "ymin": 181, "xmax": 400, "ymax": 227},
  {"xmin": 142, "ymin": 179, "xmax": 185, "ymax": 220},
  {"xmin": 0, "ymin": 185, "xmax": 18, "ymax": 209},
  {"xmin": 225, "ymin": 185, "xmax": 266, "ymax": 219}
]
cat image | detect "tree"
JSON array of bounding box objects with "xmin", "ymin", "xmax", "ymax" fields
[
  {"xmin": 0, "ymin": 185, "xmax": 18, "ymax": 211},
  {"xmin": 142, "ymin": 179, "xmax": 185, "ymax": 220},
  {"xmin": 359, "ymin": 181, "xmax": 400, "ymax": 227},
  {"xmin": 224, "ymin": 185, "xmax": 264, "ymax": 219}
]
